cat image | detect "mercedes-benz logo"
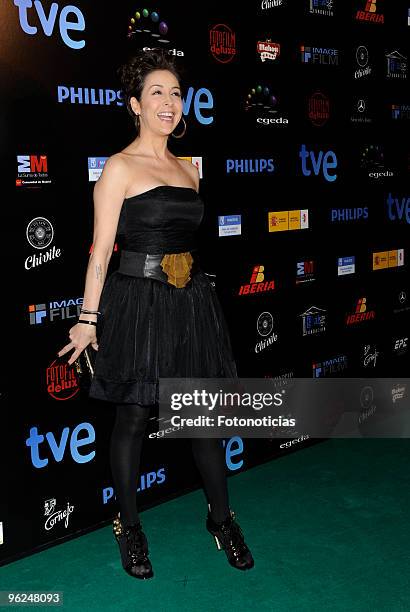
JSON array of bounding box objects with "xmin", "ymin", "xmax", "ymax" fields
[{"xmin": 399, "ymin": 291, "xmax": 407, "ymax": 304}]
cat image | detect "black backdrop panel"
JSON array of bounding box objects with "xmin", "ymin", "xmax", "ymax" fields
[{"xmin": 1, "ymin": 0, "xmax": 409, "ymax": 564}]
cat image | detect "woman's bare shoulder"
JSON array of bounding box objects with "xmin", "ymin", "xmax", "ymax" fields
[
  {"xmin": 104, "ymin": 152, "xmax": 131, "ymax": 172},
  {"xmin": 97, "ymin": 152, "xmax": 135, "ymax": 186},
  {"xmin": 93, "ymin": 154, "xmax": 132, "ymax": 201}
]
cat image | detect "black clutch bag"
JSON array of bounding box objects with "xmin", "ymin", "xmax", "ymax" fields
[{"xmin": 74, "ymin": 345, "xmax": 98, "ymax": 390}]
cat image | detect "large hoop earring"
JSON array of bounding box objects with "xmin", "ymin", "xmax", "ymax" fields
[{"xmin": 171, "ymin": 117, "xmax": 186, "ymax": 139}]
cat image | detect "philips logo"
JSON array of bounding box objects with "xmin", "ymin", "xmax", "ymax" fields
[
  {"xmin": 226, "ymin": 159, "xmax": 274, "ymax": 174},
  {"xmin": 57, "ymin": 86, "xmax": 123, "ymax": 106}
]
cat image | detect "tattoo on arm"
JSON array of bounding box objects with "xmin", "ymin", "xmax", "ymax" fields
[{"xmin": 95, "ymin": 264, "xmax": 103, "ymax": 284}]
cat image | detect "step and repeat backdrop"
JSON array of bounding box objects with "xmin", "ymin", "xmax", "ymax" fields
[{"xmin": 2, "ymin": 0, "xmax": 409, "ymax": 564}]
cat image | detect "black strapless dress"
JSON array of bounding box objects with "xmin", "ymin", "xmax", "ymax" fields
[{"xmin": 88, "ymin": 185, "xmax": 238, "ymax": 405}]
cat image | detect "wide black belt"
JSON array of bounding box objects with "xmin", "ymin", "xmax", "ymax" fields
[{"xmin": 118, "ymin": 249, "xmax": 200, "ymax": 288}]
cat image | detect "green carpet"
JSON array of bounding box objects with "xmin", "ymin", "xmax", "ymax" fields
[{"xmin": 2, "ymin": 439, "xmax": 410, "ymax": 612}]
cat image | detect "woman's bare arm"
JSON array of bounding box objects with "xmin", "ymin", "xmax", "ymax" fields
[
  {"xmin": 57, "ymin": 154, "xmax": 129, "ymax": 363},
  {"xmin": 82, "ymin": 155, "xmax": 129, "ymax": 315}
]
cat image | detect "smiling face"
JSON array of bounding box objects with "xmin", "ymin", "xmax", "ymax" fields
[{"xmin": 130, "ymin": 69, "xmax": 183, "ymax": 136}]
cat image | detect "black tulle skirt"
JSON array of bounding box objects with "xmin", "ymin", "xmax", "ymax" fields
[{"xmin": 88, "ymin": 270, "xmax": 238, "ymax": 405}]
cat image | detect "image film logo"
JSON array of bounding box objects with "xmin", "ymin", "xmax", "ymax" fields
[
  {"xmin": 391, "ymin": 104, "xmax": 410, "ymax": 120},
  {"xmin": 313, "ymin": 355, "xmax": 347, "ymax": 377},
  {"xmin": 28, "ymin": 297, "xmax": 83, "ymax": 325},
  {"xmin": 301, "ymin": 46, "xmax": 339, "ymax": 66}
]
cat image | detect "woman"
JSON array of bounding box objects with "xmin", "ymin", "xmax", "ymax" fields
[{"xmin": 57, "ymin": 48, "xmax": 254, "ymax": 579}]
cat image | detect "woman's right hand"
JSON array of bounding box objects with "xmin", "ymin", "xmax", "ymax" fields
[{"xmin": 57, "ymin": 322, "xmax": 99, "ymax": 366}]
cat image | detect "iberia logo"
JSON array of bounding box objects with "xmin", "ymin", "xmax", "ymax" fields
[
  {"xmin": 238, "ymin": 265, "xmax": 275, "ymax": 295},
  {"xmin": 355, "ymin": 0, "xmax": 384, "ymax": 24},
  {"xmin": 345, "ymin": 297, "xmax": 376, "ymax": 325}
]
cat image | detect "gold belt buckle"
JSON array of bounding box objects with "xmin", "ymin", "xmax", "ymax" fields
[{"xmin": 160, "ymin": 252, "xmax": 194, "ymax": 288}]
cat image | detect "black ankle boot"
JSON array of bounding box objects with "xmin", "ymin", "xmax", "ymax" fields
[
  {"xmin": 206, "ymin": 509, "xmax": 254, "ymax": 571},
  {"xmin": 112, "ymin": 513, "xmax": 154, "ymax": 579}
]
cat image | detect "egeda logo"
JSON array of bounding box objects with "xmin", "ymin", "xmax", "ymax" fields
[
  {"xmin": 299, "ymin": 144, "xmax": 337, "ymax": 182},
  {"xmin": 14, "ymin": 0, "xmax": 86, "ymax": 50}
]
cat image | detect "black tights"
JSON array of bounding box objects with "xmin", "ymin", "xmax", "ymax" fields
[{"xmin": 109, "ymin": 402, "xmax": 230, "ymax": 527}]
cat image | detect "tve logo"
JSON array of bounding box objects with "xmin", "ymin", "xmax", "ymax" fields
[
  {"xmin": 14, "ymin": 0, "xmax": 86, "ymax": 50},
  {"xmin": 182, "ymin": 87, "xmax": 214, "ymax": 125},
  {"xmin": 26, "ymin": 423, "xmax": 95, "ymax": 468},
  {"xmin": 299, "ymin": 144, "xmax": 337, "ymax": 182},
  {"xmin": 222, "ymin": 436, "xmax": 244, "ymax": 470},
  {"xmin": 386, "ymin": 193, "xmax": 410, "ymax": 224}
]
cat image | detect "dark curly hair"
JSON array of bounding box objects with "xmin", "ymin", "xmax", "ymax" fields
[{"xmin": 117, "ymin": 48, "xmax": 183, "ymax": 131}]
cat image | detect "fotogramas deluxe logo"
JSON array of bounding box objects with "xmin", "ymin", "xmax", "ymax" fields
[
  {"xmin": 308, "ymin": 91, "xmax": 330, "ymax": 126},
  {"xmin": 209, "ymin": 24, "xmax": 237, "ymax": 63},
  {"xmin": 46, "ymin": 358, "xmax": 80, "ymax": 401}
]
